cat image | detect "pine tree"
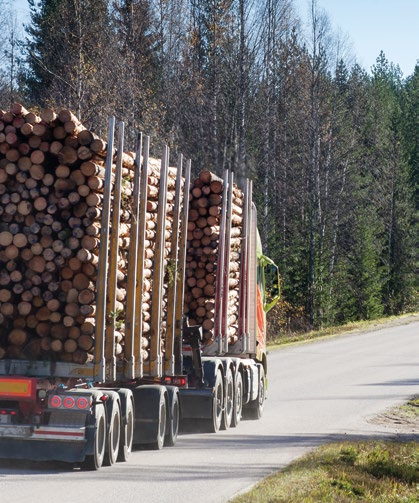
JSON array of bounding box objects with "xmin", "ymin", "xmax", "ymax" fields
[
  {"xmin": 369, "ymin": 52, "xmax": 415, "ymax": 313},
  {"xmin": 111, "ymin": 0, "xmax": 161, "ymax": 149},
  {"xmin": 175, "ymin": 0, "xmax": 238, "ymax": 174},
  {"xmin": 401, "ymin": 64, "xmax": 418, "ymax": 209},
  {"xmin": 22, "ymin": 0, "xmax": 115, "ymax": 132},
  {"xmin": 348, "ymin": 211, "xmax": 384, "ymax": 320},
  {"xmin": 400, "ymin": 64, "xmax": 419, "ymax": 307}
]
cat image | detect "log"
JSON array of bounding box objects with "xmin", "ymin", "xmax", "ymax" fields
[
  {"xmin": 0, "ymin": 103, "xmax": 181, "ymax": 364},
  {"xmin": 78, "ymin": 334, "xmax": 94, "ymax": 351},
  {"xmin": 58, "ymin": 146, "xmax": 78, "ymax": 165},
  {"xmin": 64, "ymin": 338, "xmax": 78, "ymax": 353},
  {"xmin": 40, "ymin": 108, "xmax": 58, "ymax": 123},
  {"xmin": 77, "ymin": 129, "xmax": 95, "ymax": 146},
  {"xmin": 8, "ymin": 328, "xmax": 28, "ymax": 346},
  {"xmin": 72, "ymin": 349, "xmax": 93, "ymax": 364},
  {"xmin": 11, "ymin": 103, "xmax": 29, "ymax": 116},
  {"xmin": 50, "ymin": 339, "xmax": 63, "ymax": 352}
]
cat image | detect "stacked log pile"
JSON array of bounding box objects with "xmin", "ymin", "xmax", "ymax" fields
[
  {"xmin": 140, "ymin": 163, "xmax": 178, "ymax": 361},
  {"xmin": 184, "ymin": 170, "xmax": 244, "ymax": 346},
  {"xmin": 0, "ymin": 103, "xmax": 171, "ymax": 364}
]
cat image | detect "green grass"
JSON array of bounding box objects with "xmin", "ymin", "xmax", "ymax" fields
[
  {"xmin": 231, "ymin": 441, "xmax": 419, "ymax": 502},
  {"xmin": 267, "ymin": 312, "xmax": 419, "ymax": 349},
  {"xmin": 401, "ymin": 397, "xmax": 419, "ymax": 418},
  {"xmin": 234, "ymin": 315, "xmax": 419, "ymax": 502}
]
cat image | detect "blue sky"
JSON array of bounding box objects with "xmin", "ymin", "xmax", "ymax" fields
[
  {"xmin": 296, "ymin": 0, "xmax": 418, "ymax": 76},
  {"xmin": 13, "ymin": 0, "xmax": 419, "ymax": 77}
]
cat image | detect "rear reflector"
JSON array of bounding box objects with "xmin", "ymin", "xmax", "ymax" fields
[
  {"xmin": 33, "ymin": 427, "xmax": 85, "ymax": 441},
  {"xmin": 0, "ymin": 378, "xmax": 36, "ymax": 400}
]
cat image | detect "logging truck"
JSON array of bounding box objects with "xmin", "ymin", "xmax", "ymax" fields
[{"xmin": 0, "ymin": 107, "xmax": 280, "ymax": 469}]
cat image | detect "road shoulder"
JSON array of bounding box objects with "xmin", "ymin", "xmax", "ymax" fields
[{"xmin": 367, "ymin": 395, "xmax": 419, "ymax": 439}]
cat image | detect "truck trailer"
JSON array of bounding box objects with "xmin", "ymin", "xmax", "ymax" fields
[{"xmin": 0, "ymin": 107, "xmax": 279, "ymax": 470}]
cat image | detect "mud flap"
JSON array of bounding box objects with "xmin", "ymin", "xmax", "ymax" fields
[
  {"xmin": 132, "ymin": 385, "xmax": 166, "ymax": 446},
  {"xmin": 178, "ymin": 388, "xmax": 214, "ymax": 420}
]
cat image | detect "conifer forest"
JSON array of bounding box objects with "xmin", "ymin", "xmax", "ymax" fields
[{"xmin": 0, "ymin": 0, "xmax": 417, "ymax": 333}]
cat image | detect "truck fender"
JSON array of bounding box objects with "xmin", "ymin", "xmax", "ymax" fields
[
  {"xmin": 202, "ymin": 357, "xmax": 224, "ymax": 387},
  {"xmin": 115, "ymin": 388, "xmax": 134, "ymax": 428},
  {"xmin": 84, "ymin": 390, "xmax": 107, "ymax": 457},
  {"xmin": 225, "ymin": 358, "xmax": 242, "ymax": 388},
  {"xmin": 163, "ymin": 385, "xmax": 180, "ymax": 447},
  {"xmin": 219, "ymin": 358, "xmax": 235, "ymax": 430},
  {"xmin": 101, "ymin": 390, "xmax": 121, "ymax": 417},
  {"xmin": 164, "ymin": 385, "xmax": 181, "ymax": 419},
  {"xmin": 219, "ymin": 357, "xmax": 233, "ymax": 380},
  {"xmin": 240, "ymin": 363, "xmax": 258, "ymax": 405},
  {"xmin": 109, "ymin": 388, "xmax": 134, "ymax": 461},
  {"xmin": 249, "ymin": 363, "xmax": 262, "ymax": 402},
  {"xmin": 98, "ymin": 390, "xmax": 122, "ymax": 466}
]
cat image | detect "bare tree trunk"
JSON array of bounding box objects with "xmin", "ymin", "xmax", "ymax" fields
[
  {"xmin": 237, "ymin": 0, "xmax": 247, "ymax": 186},
  {"xmin": 74, "ymin": 0, "xmax": 83, "ymax": 119},
  {"xmin": 308, "ymin": 0, "xmax": 327, "ymax": 327}
]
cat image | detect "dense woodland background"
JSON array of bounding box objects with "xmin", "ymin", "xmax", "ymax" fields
[{"xmin": 0, "ymin": 0, "xmax": 417, "ymax": 334}]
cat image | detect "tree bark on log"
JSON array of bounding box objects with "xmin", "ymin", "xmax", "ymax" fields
[{"xmin": 0, "ymin": 103, "xmax": 188, "ymax": 364}]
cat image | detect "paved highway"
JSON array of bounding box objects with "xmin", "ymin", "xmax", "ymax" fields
[{"xmin": 1, "ymin": 318, "xmax": 418, "ymax": 503}]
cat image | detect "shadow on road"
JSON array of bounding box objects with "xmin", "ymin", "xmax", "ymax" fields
[
  {"xmin": 361, "ymin": 378, "xmax": 419, "ymax": 387},
  {"xmin": 0, "ymin": 430, "xmax": 416, "ymax": 477}
]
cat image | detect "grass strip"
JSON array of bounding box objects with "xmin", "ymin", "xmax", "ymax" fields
[
  {"xmin": 267, "ymin": 313, "xmax": 419, "ymax": 349},
  {"xmin": 231, "ymin": 441, "xmax": 419, "ymax": 502}
]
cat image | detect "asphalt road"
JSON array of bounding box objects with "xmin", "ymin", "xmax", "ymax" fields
[{"xmin": 1, "ymin": 318, "xmax": 418, "ymax": 503}]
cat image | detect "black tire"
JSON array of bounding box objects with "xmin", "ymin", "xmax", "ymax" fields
[
  {"xmin": 164, "ymin": 390, "xmax": 179, "ymax": 447},
  {"xmin": 104, "ymin": 396, "xmax": 121, "ymax": 466},
  {"xmin": 231, "ymin": 371, "xmax": 243, "ymax": 428},
  {"xmin": 150, "ymin": 391, "xmax": 167, "ymax": 450},
  {"xmin": 243, "ymin": 366, "xmax": 265, "ymax": 420},
  {"xmin": 82, "ymin": 404, "xmax": 106, "ymax": 471},
  {"xmin": 204, "ymin": 369, "xmax": 224, "ymax": 433},
  {"xmin": 118, "ymin": 396, "xmax": 134, "ymax": 462},
  {"xmin": 221, "ymin": 367, "xmax": 234, "ymax": 430}
]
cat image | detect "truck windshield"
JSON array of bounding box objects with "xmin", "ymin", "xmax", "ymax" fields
[{"xmin": 258, "ymin": 255, "xmax": 280, "ymax": 313}]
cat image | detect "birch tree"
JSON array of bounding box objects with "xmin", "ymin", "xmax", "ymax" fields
[{"xmin": 0, "ymin": 1, "xmax": 23, "ymax": 106}]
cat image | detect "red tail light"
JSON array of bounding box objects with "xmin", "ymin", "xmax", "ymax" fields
[
  {"xmin": 164, "ymin": 376, "xmax": 187, "ymax": 387},
  {"xmin": 50, "ymin": 395, "xmax": 62, "ymax": 408},
  {"xmin": 1, "ymin": 409, "xmax": 17, "ymax": 415},
  {"xmin": 48, "ymin": 394, "xmax": 91, "ymax": 411},
  {"xmin": 76, "ymin": 396, "xmax": 90, "ymax": 409},
  {"xmin": 175, "ymin": 376, "xmax": 187, "ymax": 387},
  {"xmin": 63, "ymin": 396, "xmax": 75, "ymax": 409}
]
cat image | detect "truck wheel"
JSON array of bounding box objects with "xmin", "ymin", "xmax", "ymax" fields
[
  {"xmin": 164, "ymin": 390, "xmax": 179, "ymax": 447},
  {"xmin": 221, "ymin": 367, "xmax": 234, "ymax": 430},
  {"xmin": 231, "ymin": 371, "xmax": 243, "ymax": 428},
  {"xmin": 104, "ymin": 395, "xmax": 121, "ymax": 466},
  {"xmin": 150, "ymin": 392, "xmax": 167, "ymax": 450},
  {"xmin": 118, "ymin": 395, "xmax": 134, "ymax": 462},
  {"xmin": 243, "ymin": 366, "xmax": 265, "ymax": 420},
  {"xmin": 204, "ymin": 369, "xmax": 224, "ymax": 433},
  {"xmin": 82, "ymin": 404, "xmax": 106, "ymax": 470}
]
